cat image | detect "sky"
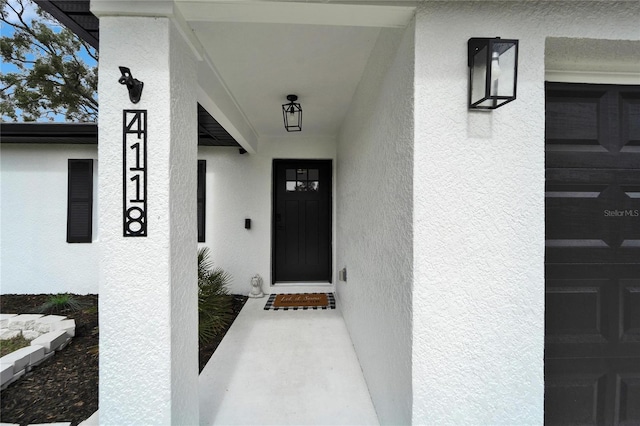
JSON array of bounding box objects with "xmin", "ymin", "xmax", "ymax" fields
[{"xmin": 1, "ymin": 0, "xmax": 98, "ymax": 122}]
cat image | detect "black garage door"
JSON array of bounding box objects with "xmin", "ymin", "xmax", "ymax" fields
[{"xmin": 545, "ymin": 83, "xmax": 640, "ymax": 424}]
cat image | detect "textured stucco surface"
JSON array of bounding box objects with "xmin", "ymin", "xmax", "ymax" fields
[
  {"xmin": 98, "ymin": 17, "xmax": 198, "ymax": 425},
  {"xmin": 336, "ymin": 23, "xmax": 415, "ymax": 425},
  {"xmin": 0, "ymin": 144, "xmax": 99, "ymax": 294},
  {"xmin": 413, "ymin": 2, "xmax": 640, "ymax": 424},
  {"xmin": 197, "ymin": 134, "xmax": 337, "ymax": 295},
  {"xmin": 169, "ymin": 16, "xmax": 199, "ymax": 424}
]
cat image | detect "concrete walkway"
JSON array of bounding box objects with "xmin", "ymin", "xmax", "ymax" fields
[{"xmin": 199, "ymin": 297, "xmax": 379, "ymax": 425}]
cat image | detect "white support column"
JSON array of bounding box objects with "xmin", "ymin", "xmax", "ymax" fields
[{"xmin": 97, "ymin": 15, "xmax": 198, "ymax": 424}]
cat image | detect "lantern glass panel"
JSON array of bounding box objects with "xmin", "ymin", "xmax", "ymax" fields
[
  {"xmin": 468, "ymin": 38, "xmax": 518, "ymax": 109},
  {"xmin": 470, "ymin": 45, "xmax": 488, "ymax": 106},
  {"xmin": 282, "ymin": 102, "xmax": 302, "ymax": 131},
  {"xmin": 493, "ymin": 41, "xmax": 517, "ymax": 98}
]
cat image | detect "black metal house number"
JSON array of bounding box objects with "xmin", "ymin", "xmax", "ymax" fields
[{"xmin": 123, "ymin": 110, "xmax": 147, "ymax": 237}]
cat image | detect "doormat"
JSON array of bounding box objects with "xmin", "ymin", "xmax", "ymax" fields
[{"xmin": 264, "ymin": 293, "xmax": 336, "ymax": 311}]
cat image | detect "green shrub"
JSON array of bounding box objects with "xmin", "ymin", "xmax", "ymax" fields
[
  {"xmin": 198, "ymin": 247, "xmax": 233, "ymax": 344},
  {"xmin": 36, "ymin": 293, "xmax": 84, "ymax": 314}
]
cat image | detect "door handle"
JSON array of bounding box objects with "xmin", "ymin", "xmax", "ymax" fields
[{"xmin": 276, "ymin": 213, "xmax": 285, "ymax": 230}]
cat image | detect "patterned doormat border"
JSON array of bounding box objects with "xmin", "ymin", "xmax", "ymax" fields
[{"xmin": 264, "ymin": 293, "xmax": 336, "ymax": 311}]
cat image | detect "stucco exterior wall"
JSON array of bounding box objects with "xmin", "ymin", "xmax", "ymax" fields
[
  {"xmin": 0, "ymin": 144, "xmax": 99, "ymax": 294},
  {"xmin": 198, "ymin": 135, "xmax": 336, "ymax": 295},
  {"xmin": 412, "ymin": 2, "xmax": 640, "ymax": 424},
  {"xmin": 97, "ymin": 16, "xmax": 198, "ymax": 424},
  {"xmin": 336, "ymin": 23, "xmax": 415, "ymax": 425},
  {"xmin": 0, "ymin": 135, "xmax": 335, "ymax": 298}
]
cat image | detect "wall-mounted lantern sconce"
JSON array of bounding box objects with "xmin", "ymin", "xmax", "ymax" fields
[
  {"xmin": 468, "ymin": 38, "xmax": 518, "ymax": 110},
  {"xmin": 282, "ymin": 94, "xmax": 302, "ymax": 132},
  {"xmin": 118, "ymin": 66, "xmax": 144, "ymax": 104}
]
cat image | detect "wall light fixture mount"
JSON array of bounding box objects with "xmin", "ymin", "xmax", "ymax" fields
[
  {"xmin": 118, "ymin": 66, "xmax": 144, "ymax": 104},
  {"xmin": 282, "ymin": 94, "xmax": 302, "ymax": 132},
  {"xmin": 468, "ymin": 37, "xmax": 518, "ymax": 110}
]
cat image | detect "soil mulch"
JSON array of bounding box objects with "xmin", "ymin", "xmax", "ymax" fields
[{"xmin": 0, "ymin": 293, "xmax": 246, "ymax": 426}]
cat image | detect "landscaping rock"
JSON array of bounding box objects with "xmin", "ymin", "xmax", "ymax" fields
[
  {"xmin": 0, "ymin": 329, "xmax": 21, "ymax": 340},
  {"xmin": 0, "ymin": 347, "xmax": 32, "ymax": 372},
  {"xmin": 5, "ymin": 369, "xmax": 25, "ymax": 387},
  {"xmin": 51, "ymin": 319, "xmax": 76, "ymax": 338},
  {"xmin": 0, "ymin": 363, "xmax": 13, "ymax": 386},
  {"xmin": 33, "ymin": 315, "xmax": 66, "ymax": 333},
  {"xmin": 29, "ymin": 423, "xmax": 72, "ymax": 426},
  {"xmin": 7, "ymin": 314, "xmax": 43, "ymax": 331},
  {"xmin": 30, "ymin": 330, "xmax": 68, "ymax": 353},
  {"xmin": 21, "ymin": 330, "xmax": 41, "ymax": 341},
  {"xmin": 79, "ymin": 411, "xmax": 99, "ymax": 425},
  {"xmin": 25, "ymin": 345, "xmax": 46, "ymax": 365},
  {"xmin": 0, "ymin": 314, "xmax": 18, "ymax": 328},
  {"xmin": 1, "ymin": 345, "xmax": 45, "ymax": 372},
  {"xmin": 32, "ymin": 350, "xmax": 55, "ymax": 367}
]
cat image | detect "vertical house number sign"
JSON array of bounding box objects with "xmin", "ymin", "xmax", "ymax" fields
[{"xmin": 123, "ymin": 110, "xmax": 148, "ymax": 237}]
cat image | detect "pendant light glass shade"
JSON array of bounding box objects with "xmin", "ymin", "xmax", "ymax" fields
[{"xmin": 282, "ymin": 94, "xmax": 302, "ymax": 132}]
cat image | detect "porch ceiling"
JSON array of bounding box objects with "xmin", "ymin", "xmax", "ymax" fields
[
  {"xmin": 190, "ymin": 21, "xmax": 381, "ymax": 137},
  {"xmin": 35, "ymin": 0, "xmax": 415, "ymax": 140}
]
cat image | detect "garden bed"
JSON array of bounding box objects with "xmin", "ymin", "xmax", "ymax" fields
[{"xmin": 0, "ymin": 294, "xmax": 246, "ymax": 426}]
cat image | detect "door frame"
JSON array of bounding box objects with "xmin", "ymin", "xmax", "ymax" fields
[{"xmin": 271, "ymin": 159, "xmax": 333, "ymax": 285}]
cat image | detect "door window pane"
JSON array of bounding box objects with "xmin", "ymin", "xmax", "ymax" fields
[{"xmin": 286, "ymin": 168, "xmax": 320, "ymax": 192}]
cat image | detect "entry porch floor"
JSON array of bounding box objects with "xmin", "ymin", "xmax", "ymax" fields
[{"xmin": 199, "ymin": 297, "xmax": 379, "ymax": 425}]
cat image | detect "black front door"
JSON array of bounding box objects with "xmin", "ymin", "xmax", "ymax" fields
[{"xmin": 272, "ymin": 160, "xmax": 332, "ymax": 283}]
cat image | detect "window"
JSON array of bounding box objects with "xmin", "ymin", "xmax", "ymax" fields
[
  {"xmin": 285, "ymin": 168, "xmax": 319, "ymax": 192},
  {"xmin": 198, "ymin": 160, "xmax": 206, "ymax": 242},
  {"xmin": 67, "ymin": 159, "xmax": 93, "ymax": 243}
]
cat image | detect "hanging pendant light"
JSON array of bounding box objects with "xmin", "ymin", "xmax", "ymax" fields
[{"xmin": 282, "ymin": 94, "xmax": 302, "ymax": 132}]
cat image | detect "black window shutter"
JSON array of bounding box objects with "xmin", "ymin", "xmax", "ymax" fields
[
  {"xmin": 67, "ymin": 159, "xmax": 93, "ymax": 243},
  {"xmin": 197, "ymin": 160, "xmax": 206, "ymax": 242}
]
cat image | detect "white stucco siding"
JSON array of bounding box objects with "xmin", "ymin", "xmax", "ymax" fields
[
  {"xmin": 169, "ymin": 16, "xmax": 200, "ymax": 423},
  {"xmin": 0, "ymin": 144, "xmax": 99, "ymax": 294},
  {"xmin": 97, "ymin": 16, "xmax": 199, "ymax": 424},
  {"xmin": 413, "ymin": 2, "xmax": 639, "ymax": 424},
  {"xmin": 198, "ymin": 135, "xmax": 337, "ymax": 296},
  {"xmin": 336, "ymin": 23, "xmax": 415, "ymax": 425}
]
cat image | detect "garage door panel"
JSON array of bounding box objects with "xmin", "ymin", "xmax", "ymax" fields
[
  {"xmin": 546, "ymin": 89, "xmax": 606, "ymax": 146},
  {"xmin": 546, "ymin": 280, "xmax": 609, "ymax": 344},
  {"xmin": 621, "ymin": 280, "xmax": 640, "ymax": 343},
  {"xmin": 621, "ymin": 92, "xmax": 640, "ymax": 147},
  {"xmin": 618, "ymin": 373, "xmax": 640, "ymax": 425},
  {"xmin": 546, "ymin": 151, "xmax": 640, "ymax": 169},
  {"xmin": 546, "ymin": 185, "xmax": 640, "ymax": 249},
  {"xmin": 547, "ymin": 169, "xmax": 640, "ymax": 185},
  {"xmin": 545, "ymin": 371, "xmax": 606, "ymax": 426},
  {"xmin": 546, "ymin": 359, "xmax": 640, "ymax": 426},
  {"xmin": 546, "ymin": 245, "xmax": 640, "ymax": 264},
  {"xmin": 546, "ymin": 265, "xmax": 640, "ymax": 358},
  {"xmin": 545, "ymin": 358, "xmax": 609, "ymax": 426}
]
